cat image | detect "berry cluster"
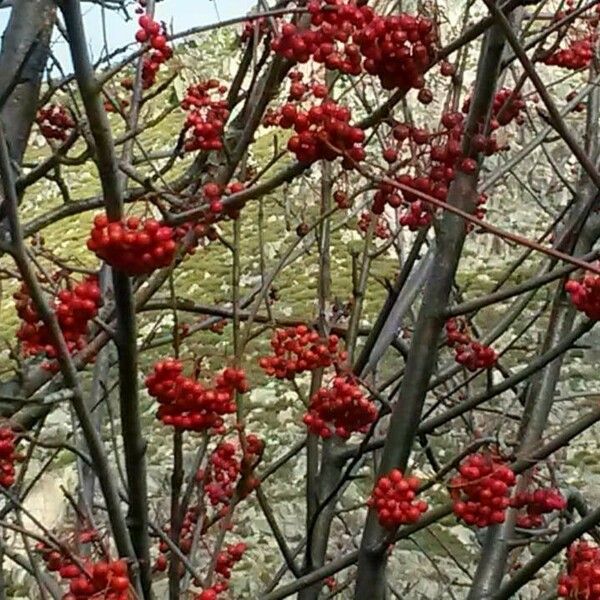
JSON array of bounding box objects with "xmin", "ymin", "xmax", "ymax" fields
[
  {"xmin": 558, "ymin": 541, "xmax": 600, "ymax": 599},
  {"xmin": 387, "ymin": 119, "xmax": 459, "ymax": 230},
  {"xmin": 473, "ymin": 192, "xmax": 489, "ymax": 224},
  {"xmin": 372, "ymin": 180, "xmax": 403, "ymax": 215},
  {"xmin": 0, "ymin": 428, "xmax": 16, "ymax": 488},
  {"xmin": 15, "ymin": 275, "xmax": 101, "ymax": 369},
  {"xmin": 357, "ymin": 211, "xmax": 391, "ymax": 239},
  {"xmin": 87, "ymin": 214, "xmax": 177, "ymax": 275},
  {"xmin": 155, "ymin": 505, "xmax": 200, "ymax": 573},
  {"xmin": 146, "ymin": 361, "xmax": 249, "ymax": 432},
  {"xmin": 303, "ymin": 375, "xmax": 377, "ymax": 439},
  {"xmin": 132, "ymin": 14, "xmax": 173, "ymax": 89},
  {"xmin": 286, "ymin": 71, "xmax": 328, "ymax": 102},
  {"xmin": 450, "ymin": 452, "xmax": 516, "ymax": 527},
  {"xmin": 215, "ymin": 542, "xmax": 247, "ymax": 580},
  {"xmin": 565, "ymin": 274, "xmax": 600, "ymax": 320},
  {"xmin": 333, "ymin": 189, "xmax": 350, "ymax": 209},
  {"xmin": 198, "ymin": 435, "xmax": 263, "ymax": 513},
  {"xmin": 463, "ymin": 88, "xmax": 526, "ymax": 127},
  {"xmin": 36, "ymin": 105, "xmax": 75, "ymax": 141},
  {"xmin": 355, "ymin": 11, "xmax": 436, "ymax": 90},
  {"xmin": 281, "ymin": 99, "xmax": 365, "ymax": 166},
  {"xmin": 445, "ymin": 318, "xmax": 497, "ymax": 371},
  {"xmin": 368, "ymin": 469, "xmax": 428, "ymax": 529},
  {"xmin": 181, "ymin": 80, "xmax": 229, "ymax": 152},
  {"xmin": 543, "ymin": 35, "xmax": 594, "ymax": 70},
  {"xmin": 194, "ymin": 542, "xmax": 247, "ymax": 599},
  {"xmin": 511, "ymin": 487, "xmax": 567, "ymax": 529},
  {"xmin": 271, "ymin": 2, "xmax": 436, "ymax": 90},
  {"xmin": 193, "ymin": 543, "xmax": 247, "ymax": 599},
  {"xmin": 271, "ymin": 1, "xmax": 370, "ymax": 72},
  {"xmin": 37, "ymin": 543, "xmax": 130, "ymax": 600},
  {"xmin": 259, "ymin": 325, "xmax": 346, "ymax": 379},
  {"xmin": 385, "ymin": 102, "xmax": 513, "ymax": 230},
  {"xmin": 173, "ymin": 220, "xmax": 218, "ymax": 256},
  {"xmin": 198, "ymin": 181, "xmax": 245, "ymax": 217}
]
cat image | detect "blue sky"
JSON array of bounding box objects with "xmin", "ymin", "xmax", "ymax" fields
[{"xmin": 0, "ymin": 0, "xmax": 256, "ymax": 72}]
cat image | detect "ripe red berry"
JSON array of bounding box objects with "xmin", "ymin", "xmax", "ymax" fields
[
  {"xmin": 146, "ymin": 361, "xmax": 248, "ymax": 431},
  {"xmin": 445, "ymin": 318, "xmax": 497, "ymax": 371},
  {"xmin": 181, "ymin": 80, "xmax": 229, "ymax": 152},
  {"xmin": 0, "ymin": 428, "xmax": 16, "ymax": 488},
  {"xmin": 558, "ymin": 541, "xmax": 600, "ymax": 598},
  {"xmin": 36, "ymin": 105, "xmax": 75, "ymax": 142},
  {"xmin": 87, "ymin": 214, "xmax": 176, "ymax": 275},
  {"xmin": 511, "ymin": 487, "xmax": 566, "ymax": 528},
  {"xmin": 358, "ymin": 211, "xmax": 391, "ymax": 239},
  {"xmin": 259, "ymin": 326, "xmax": 346, "ymax": 379},
  {"xmin": 440, "ymin": 61, "xmax": 456, "ymax": 77},
  {"xmin": 281, "ymin": 99, "xmax": 365, "ymax": 167},
  {"xmin": 417, "ymin": 88, "xmax": 433, "ymax": 105},
  {"xmin": 368, "ymin": 469, "xmax": 428, "ymax": 529},
  {"xmin": 304, "ymin": 375, "xmax": 377, "ymax": 439},
  {"xmin": 459, "ymin": 157, "xmax": 478, "ymax": 174},
  {"xmin": 450, "ymin": 452, "xmax": 516, "ymax": 527},
  {"xmin": 565, "ymin": 273, "xmax": 600, "ymax": 320},
  {"xmin": 15, "ymin": 275, "xmax": 102, "ymax": 369}
]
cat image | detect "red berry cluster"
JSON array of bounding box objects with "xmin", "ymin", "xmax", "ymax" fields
[
  {"xmin": 194, "ymin": 543, "xmax": 247, "ymax": 599},
  {"xmin": 281, "ymin": 99, "xmax": 365, "ymax": 166},
  {"xmin": 87, "ymin": 214, "xmax": 176, "ymax": 275},
  {"xmin": 286, "ymin": 71, "xmax": 329, "ymax": 102},
  {"xmin": 388, "ymin": 119, "xmax": 459, "ymax": 230},
  {"xmin": 558, "ymin": 541, "xmax": 600, "ymax": 599},
  {"xmin": 36, "ymin": 105, "xmax": 75, "ymax": 141},
  {"xmin": 463, "ymin": 88, "xmax": 526, "ymax": 127},
  {"xmin": 511, "ymin": 487, "xmax": 567, "ymax": 529},
  {"xmin": 303, "ymin": 375, "xmax": 377, "ymax": 439},
  {"xmin": 399, "ymin": 199, "xmax": 431, "ymax": 230},
  {"xmin": 473, "ymin": 192, "xmax": 489, "ymax": 224},
  {"xmin": 368, "ymin": 469, "xmax": 428, "ymax": 529},
  {"xmin": 15, "ymin": 275, "xmax": 101, "ymax": 368},
  {"xmin": 271, "ymin": 1, "xmax": 436, "ymax": 90},
  {"xmin": 566, "ymin": 274, "xmax": 600, "ymax": 320},
  {"xmin": 199, "ymin": 435, "xmax": 263, "ymax": 513},
  {"xmin": 133, "ymin": 14, "xmax": 173, "ymax": 89},
  {"xmin": 172, "ymin": 220, "xmax": 219, "ymax": 259},
  {"xmin": 198, "ymin": 181, "xmax": 245, "ymax": 216},
  {"xmin": 445, "ymin": 318, "xmax": 497, "ymax": 371},
  {"xmin": 182, "ymin": 80, "xmax": 229, "ymax": 152},
  {"xmin": 37, "ymin": 543, "xmax": 130, "ymax": 600},
  {"xmin": 355, "ymin": 11, "xmax": 436, "ymax": 90},
  {"xmin": 0, "ymin": 428, "xmax": 16, "ymax": 488},
  {"xmin": 333, "ymin": 189, "xmax": 350, "ymax": 209},
  {"xmin": 450, "ymin": 452, "xmax": 516, "ymax": 527},
  {"xmin": 194, "ymin": 542, "xmax": 247, "ymax": 599},
  {"xmin": 154, "ymin": 505, "xmax": 200, "ymax": 573},
  {"xmin": 215, "ymin": 542, "xmax": 247, "ymax": 580},
  {"xmin": 357, "ymin": 211, "xmax": 391, "ymax": 239},
  {"xmin": 386, "ymin": 103, "xmax": 512, "ymax": 230},
  {"xmin": 259, "ymin": 325, "xmax": 346, "ymax": 379},
  {"xmin": 544, "ymin": 35, "xmax": 594, "ymax": 70},
  {"xmin": 271, "ymin": 1, "xmax": 370, "ymax": 72},
  {"xmin": 146, "ymin": 360, "xmax": 248, "ymax": 432},
  {"xmin": 372, "ymin": 180, "xmax": 403, "ymax": 215}
]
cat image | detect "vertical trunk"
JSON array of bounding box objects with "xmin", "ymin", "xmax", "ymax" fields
[
  {"xmin": 354, "ymin": 15, "xmax": 509, "ymax": 598},
  {"xmin": 0, "ymin": 0, "xmax": 55, "ymax": 165}
]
